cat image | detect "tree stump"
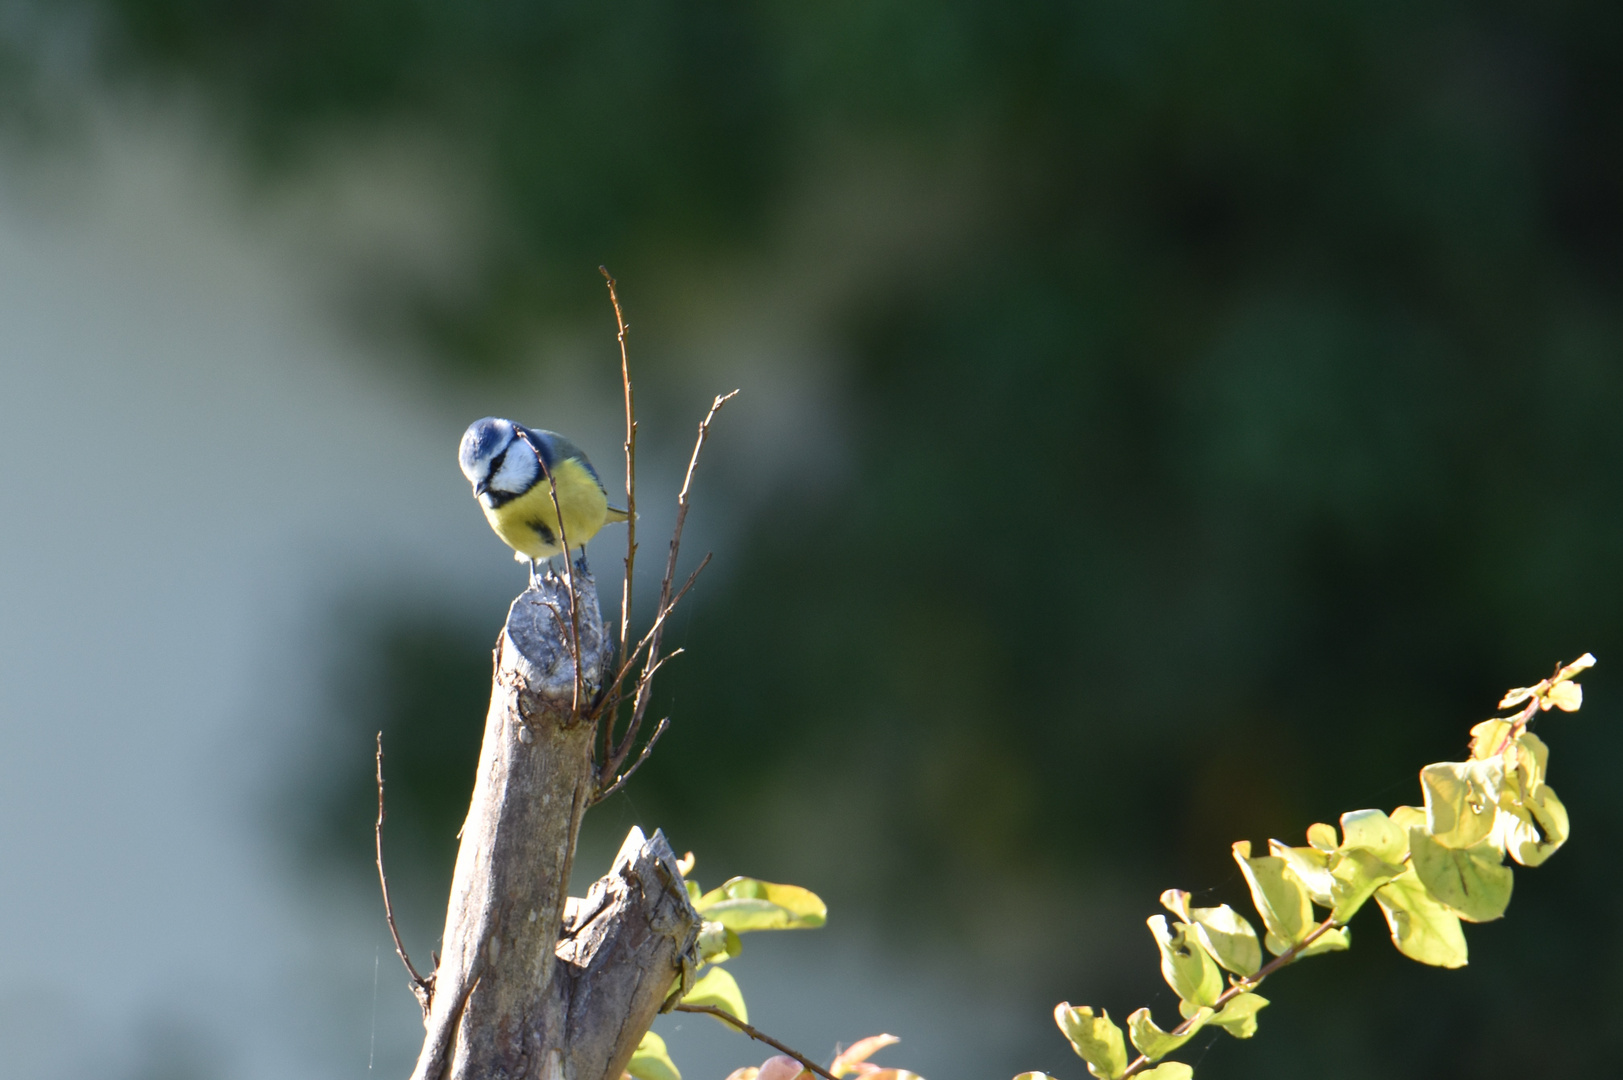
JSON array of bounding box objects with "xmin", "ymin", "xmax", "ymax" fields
[{"xmin": 411, "ymin": 569, "xmax": 700, "ymax": 1080}]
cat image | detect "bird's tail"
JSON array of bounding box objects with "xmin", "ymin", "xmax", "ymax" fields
[{"xmin": 605, "ymin": 506, "xmax": 634, "ymax": 523}]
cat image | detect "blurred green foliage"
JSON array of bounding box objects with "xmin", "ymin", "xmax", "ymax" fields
[{"xmin": 80, "ymin": 0, "xmax": 1623, "ymax": 1076}]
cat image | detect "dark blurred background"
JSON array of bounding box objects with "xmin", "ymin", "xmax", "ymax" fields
[{"xmin": 4, "ymin": 1, "xmax": 1622, "ymax": 1078}]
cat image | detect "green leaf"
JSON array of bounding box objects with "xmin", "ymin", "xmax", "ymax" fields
[
  {"xmin": 1409, "ymin": 829, "xmax": 1513, "ymax": 922},
  {"xmin": 1136, "ymin": 1063, "xmax": 1193, "ymax": 1080},
  {"xmin": 1328, "ymin": 848, "xmax": 1405, "ymax": 924},
  {"xmin": 1305, "ymin": 822, "xmax": 1338, "ymax": 853},
  {"xmin": 1338, "ymin": 809, "xmax": 1408, "ymax": 863},
  {"xmin": 685, "ymin": 879, "xmax": 701, "ymax": 903},
  {"xmin": 1295, "ymin": 926, "xmax": 1350, "ymax": 957},
  {"xmin": 682, "ymin": 966, "xmax": 748, "ymax": 1023},
  {"xmin": 1388, "ymin": 805, "xmax": 1427, "ymax": 832},
  {"xmin": 1499, "ymin": 784, "xmax": 1569, "ymax": 867},
  {"xmin": 1207, "ymin": 993, "xmax": 1268, "ymax": 1039},
  {"xmin": 694, "ymin": 878, "xmax": 827, "ymax": 932},
  {"xmin": 1159, "ymin": 891, "xmax": 1262, "ymax": 977},
  {"xmin": 1267, "ymin": 841, "xmax": 1333, "ymax": 908},
  {"xmin": 1147, "ymin": 916, "xmax": 1225, "ymax": 1010},
  {"xmin": 1127, "ymin": 1007, "xmax": 1211, "ymax": 1061},
  {"xmin": 1374, "ymin": 869, "xmax": 1468, "ymax": 968},
  {"xmin": 1232, "ymin": 842, "xmax": 1314, "ymax": 955},
  {"xmin": 1054, "ymin": 1004, "xmax": 1128, "ymax": 1080},
  {"xmin": 628, "ymin": 1031, "xmax": 682, "ymax": 1080},
  {"xmin": 1421, "ymin": 762, "xmax": 1501, "ymax": 850}
]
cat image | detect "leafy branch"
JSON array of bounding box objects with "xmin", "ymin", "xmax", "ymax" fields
[{"xmin": 1031, "ymin": 653, "xmax": 1591, "ymax": 1080}]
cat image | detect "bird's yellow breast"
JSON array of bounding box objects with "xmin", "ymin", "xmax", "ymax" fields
[{"xmin": 483, "ymin": 456, "xmax": 610, "ymax": 560}]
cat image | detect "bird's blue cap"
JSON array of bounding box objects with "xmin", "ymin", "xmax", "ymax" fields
[{"xmin": 459, "ymin": 417, "xmax": 518, "ymax": 481}]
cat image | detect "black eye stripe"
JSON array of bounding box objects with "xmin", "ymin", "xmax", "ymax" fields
[{"xmin": 488, "ymin": 447, "xmax": 509, "ymax": 476}]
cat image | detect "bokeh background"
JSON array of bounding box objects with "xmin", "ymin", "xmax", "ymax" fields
[{"xmin": 1, "ymin": 2, "xmax": 1620, "ymax": 1077}]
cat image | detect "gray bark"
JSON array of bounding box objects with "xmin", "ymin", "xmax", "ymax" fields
[{"xmin": 410, "ymin": 570, "xmax": 697, "ymax": 1080}]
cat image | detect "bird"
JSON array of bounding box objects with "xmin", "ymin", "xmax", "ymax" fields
[{"xmin": 458, "ymin": 417, "xmax": 629, "ymax": 583}]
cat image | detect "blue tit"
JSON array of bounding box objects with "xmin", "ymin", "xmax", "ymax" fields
[{"xmin": 458, "ymin": 417, "xmax": 629, "ymax": 579}]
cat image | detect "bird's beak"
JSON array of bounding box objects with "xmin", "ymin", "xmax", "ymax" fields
[{"xmin": 474, "ymin": 480, "xmax": 490, "ymax": 497}]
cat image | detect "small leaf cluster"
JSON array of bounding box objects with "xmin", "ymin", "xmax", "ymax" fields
[
  {"xmin": 627, "ymin": 855, "xmax": 828, "ymax": 1080},
  {"xmin": 725, "ymin": 1034, "xmax": 927, "ymax": 1080},
  {"xmin": 1026, "ymin": 654, "xmax": 1591, "ymax": 1080}
]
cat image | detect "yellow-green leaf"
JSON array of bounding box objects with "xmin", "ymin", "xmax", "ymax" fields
[
  {"xmin": 1507, "ymin": 732, "xmax": 1550, "ymax": 801},
  {"xmin": 1267, "ymin": 841, "xmax": 1333, "ymax": 908},
  {"xmin": 1147, "ymin": 916, "xmax": 1224, "ymax": 1010},
  {"xmin": 696, "ymin": 920, "xmax": 742, "ymax": 965},
  {"xmin": 1374, "ymin": 870, "xmax": 1468, "ymax": 968},
  {"xmin": 1127, "ymin": 1007, "xmax": 1211, "ymax": 1061},
  {"xmin": 1501, "ymin": 784, "xmax": 1569, "ymax": 867},
  {"xmin": 1388, "ymin": 805, "xmax": 1427, "ymax": 833},
  {"xmin": 1420, "ymin": 762, "xmax": 1500, "ymax": 850},
  {"xmin": 628, "ymin": 1031, "xmax": 681, "ymax": 1080},
  {"xmin": 1207, "ymin": 993, "xmax": 1268, "ymax": 1040},
  {"xmin": 1233, "ymin": 842, "xmax": 1313, "ymax": 954},
  {"xmin": 1328, "ymin": 848, "xmax": 1405, "ymax": 924},
  {"xmin": 1306, "ymin": 822, "xmax": 1338, "ymax": 853},
  {"xmin": 1469, "ymin": 719, "xmax": 1514, "ymax": 761},
  {"xmin": 1338, "ymin": 809, "xmax": 1407, "ymax": 863},
  {"xmin": 1295, "ymin": 926, "xmax": 1350, "ymax": 958},
  {"xmin": 1546, "ymin": 681, "xmax": 1582, "ymax": 712},
  {"xmin": 1408, "ymin": 829, "xmax": 1512, "ymax": 923},
  {"xmin": 1160, "ymin": 892, "xmax": 1262, "ymax": 977},
  {"xmin": 1054, "ymin": 1004, "xmax": 1128, "ymax": 1080},
  {"xmin": 682, "ymin": 966, "xmax": 748, "ymax": 1023},
  {"xmin": 1136, "ymin": 1063, "xmax": 1193, "ymax": 1080},
  {"xmin": 695, "ymin": 878, "xmax": 827, "ymax": 932}
]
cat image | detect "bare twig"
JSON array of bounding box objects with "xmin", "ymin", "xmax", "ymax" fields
[
  {"xmin": 607, "ymin": 392, "xmax": 737, "ymax": 777},
  {"xmin": 516, "ymin": 428, "xmax": 586, "ymax": 714},
  {"xmin": 1117, "ymin": 915, "xmax": 1342, "ymax": 1079},
  {"xmin": 674, "ymin": 1004, "xmax": 840, "ymax": 1080},
  {"xmin": 602, "ymin": 266, "xmax": 639, "ymax": 692},
  {"xmin": 376, "ymin": 732, "xmax": 433, "ymax": 1012},
  {"xmin": 592, "ymin": 716, "xmax": 671, "ymax": 804},
  {"xmin": 593, "ymin": 555, "xmax": 712, "ymax": 723}
]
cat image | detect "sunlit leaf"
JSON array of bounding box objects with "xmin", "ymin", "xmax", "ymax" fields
[
  {"xmin": 1509, "ymin": 732, "xmax": 1549, "ymax": 800},
  {"xmin": 676, "ymin": 852, "xmax": 697, "ymax": 878},
  {"xmin": 1338, "ymin": 809, "xmax": 1407, "ymax": 863},
  {"xmin": 1502, "ymin": 785, "xmax": 1569, "ymax": 867},
  {"xmin": 1135, "ymin": 1063, "xmax": 1193, "ymax": 1080},
  {"xmin": 1408, "ymin": 829, "xmax": 1512, "ymax": 923},
  {"xmin": 1328, "ymin": 848, "xmax": 1405, "ymax": 924},
  {"xmin": 1147, "ymin": 916, "xmax": 1224, "ymax": 1010},
  {"xmin": 1127, "ymin": 1006, "xmax": 1210, "ymax": 1061},
  {"xmin": 757, "ymin": 1057, "xmax": 809, "ymax": 1080},
  {"xmin": 1054, "ymin": 1004, "xmax": 1128, "ymax": 1080},
  {"xmin": 696, "ymin": 920, "xmax": 741, "ymax": 965},
  {"xmin": 685, "ymin": 880, "xmax": 701, "ymax": 904},
  {"xmin": 682, "ymin": 966, "xmax": 748, "ymax": 1023},
  {"xmin": 1207, "ymin": 993, "xmax": 1268, "ymax": 1040},
  {"xmin": 695, "ymin": 878, "xmax": 827, "ymax": 931},
  {"xmin": 1388, "ymin": 805, "xmax": 1426, "ymax": 833},
  {"xmin": 861, "ymin": 1069, "xmax": 925, "ymax": 1080},
  {"xmin": 1469, "ymin": 719, "xmax": 1514, "ymax": 761},
  {"xmin": 1268, "ymin": 841, "xmax": 1333, "ymax": 908},
  {"xmin": 1160, "ymin": 893, "xmax": 1262, "ymax": 977},
  {"xmin": 1295, "ymin": 926, "xmax": 1350, "ymax": 957},
  {"xmin": 723, "ymin": 1068, "xmax": 759, "ymax": 1080},
  {"xmin": 1305, "ymin": 822, "xmax": 1338, "ymax": 853},
  {"xmin": 1374, "ymin": 870, "xmax": 1468, "ymax": 968},
  {"xmin": 831, "ymin": 1035, "xmax": 900, "ymax": 1078},
  {"xmin": 1546, "ymin": 681, "xmax": 1582, "ymax": 712},
  {"xmin": 1233, "ymin": 842, "xmax": 1314, "ymax": 954},
  {"xmin": 628, "ymin": 1031, "xmax": 681, "ymax": 1080},
  {"xmin": 1420, "ymin": 761, "xmax": 1500, "ymax": 849}
]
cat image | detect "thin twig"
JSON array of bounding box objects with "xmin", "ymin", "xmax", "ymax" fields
[
  {"xmin": 609, "ymin": 392, "xmax": 737, "ymax": 775},
  {"xmin": 602, "ymin": 266, "xmax": 639, "ymax": 692},
  {"xmin": 1117, "ymin": 915, "xmax": 1341, "ymax": 1079},
  {"xmin": 593, "ymin": 555, "xmax": 712, "ymax": 723},
  {"xmin": 376, "ymin": 733, "xmax": 432, "ymax": 1009},
  {"xmin": 517, "ymin": 429, "xmax": 586, "ymax": 714},
  {"xmin": 674, "ymin": 1004, "xmax": 839, "ymax": 1080},
  {"xmin": 591, "ymin": 715, "xmax": 672, "ymax": 804}
]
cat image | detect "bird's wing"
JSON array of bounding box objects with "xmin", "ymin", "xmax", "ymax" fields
[{"xmin": 525, "ymin": 427, "xmax": 607, "ymax": 491}]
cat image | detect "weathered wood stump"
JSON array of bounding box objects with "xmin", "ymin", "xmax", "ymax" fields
[{"xmin": 411, "ymin": 569, "xmax": 700, "ymax": 1080}]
